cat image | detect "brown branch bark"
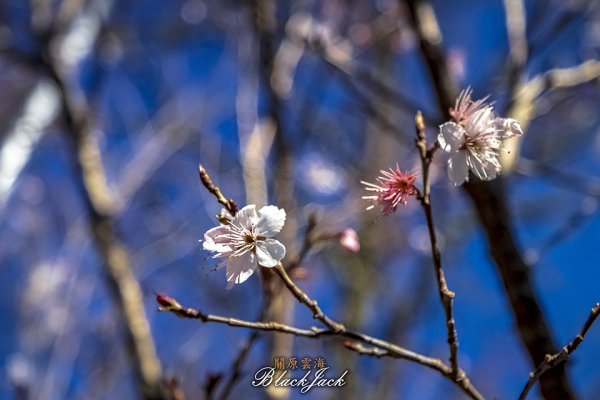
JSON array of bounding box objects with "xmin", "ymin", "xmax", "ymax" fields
[
  {"xmin": 415, "ymin": 113, "xmax": 459, "ymax": 378},
  {"xmin": 157, "ymin": 271, "xmax": 484, "ymax": 400},
  {"xmin": 519, "ymin": 303, "xmax": 600, "ymax": 400},
  {"xmin": 403, "ymin": 1, "xmax": 577, "ymax": 399}
]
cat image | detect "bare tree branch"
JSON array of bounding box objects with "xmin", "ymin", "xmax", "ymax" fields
[
  {"xmin": 508, "ymin": 59, "xmax": 600, "ymax": 128},
  {"xmin": 503, "ymin": 0, "xmax": 528, "ymax": 108},
  {"xmin": 516, "ymin": 156, "xmax": 600, "ymax": 198},
  {"xmin": 403, "ymin": 0, "xmax": 577, "ymax": 398},
  {"xmin": 502, "ymin": 59, "xmax": 600, "ymax": 171},
  {"xmin": 156, "ymin": 285, "xmax": 484, "ymax": 400},
  {"xmin": 189, "ymin": 165, "xmax": 485, "ymax": 400},
  {"xmin": 415, "ymin": 112, "xmax": 459, "ymax": 377},
  {"xmin": 198, "ymin": 165, "xmax": 239, "ymax": 216},
  {"xmin": 519, "ymin": 303, "xmax": 600, "ymax": 400},
  {"xmin": 528, "ymin": 1, "xmax": 595, "ymax": 57},
  {"xmin": 31, "ymin": 3, "xmax": 168, "ymax": 398}
]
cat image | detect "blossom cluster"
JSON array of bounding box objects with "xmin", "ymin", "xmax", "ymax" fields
[
  {"xmin": 201, "ymin": 88, "xmax": 523, "ymax": 286},
  {"xmin": 438, "ymin": 88, "xmax": 523, "ymax": 186}
]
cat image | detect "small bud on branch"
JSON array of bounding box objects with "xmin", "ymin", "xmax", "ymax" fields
[{"xmin": 198, "ymin": 165, "xmax": 238, "ymax": 215}]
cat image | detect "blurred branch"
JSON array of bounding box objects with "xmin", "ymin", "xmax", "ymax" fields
[
  {"xmin": 216, "ymin": 333, "xmax": 260, "ymax": 400},
  {"xmin": 463, "ymin": 181, "xmax": 577, "ymax": 400},
  {"xmin": 532, "ymin": 59, "xmax": 600, "ymax": 91},
  {"xmin": 286, "ymin": 212, "xmax": 324, "ymax": 273},
  {"xmin": 0, "ymin": 0, "xmax": 110, "ymax": 208},
  {"xmin": 46, "ymin": 63, "xmax": 168, "ymax": 400},
  {"xmin": 217, "ymin": 302, "xmax": 268, "ymax": 400},
  {"xmin": 528, "ymin": 1, "xmax": 595, "ymax": 57},
  {"xmin": 415, "ymin": 112, "xmax": 459, "ymax": 377},
  {"xmin": 503, "ymin": 59, "xmax": 600, "ymax": 172},
  {"xmin": 26, "ymin": 2, "xmax": 168, "ymax": 399},
  {"xmin": 0, "ymin": 80, "xmax": 59, "ymax": 209},
  {"xmin": 533, "ymin": 200, "xmax": 599, "ymax": 264},
  {"xmin": 403, "ymin": 0, "xmax": 577, "ymax": 399},
  {"xmin": 510, "ymin": 59, "xmax": 600, "ymax": 123},
  {"xmin": 282, "ymin": 12, "xmax": 437, "ymax": 126},
  {"xmin": 241, "ymin": 120, "xmax": 276, "ymax": 207},
  {"xmin": 516, "ymin": 156, "xmax": 600, "ymax": 198},
  {"xmin": 503, "ymin": 0, "xmax": 528, "ymax": 106},
  {"xmin": 112, "ymin": 97, "xmax": 198, "ymax": 213},
  {"xmin": 404, "ymin": 0, "xmax": 457, "ymax": 113},
  {"xmin": 30, "ymin": 0, "xmax": 53, "ymax": 33},
  {"xmin": 519, "ymin": 303, "xmax": 600, "ymax": 400},
  {"xmin": 249, "ymin": 2, "xmax": 297, "ymax": 399}
]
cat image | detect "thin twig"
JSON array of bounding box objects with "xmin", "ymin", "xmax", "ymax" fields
[
  {"xmin": 404, "ymin": 0, "xmax": 577, "ymax": 397},
  {"xmin": 519, "ymin": 303, "xmax": 600, "ymax": 400},
  {"xmin": 273, "ymin": 263, "xmax": 345, "ymax": 332},
  {"xmin": 193, "ymin": 166, "xmax": 485, "ymax": 399},
  {"xmin": 198, "ymin": 165, "xmax": 238, "ymax": 216},
  {"xmin": 414, "ymin": 111, "xmax": 459, "ymax": 378},
  {"xmin": 156, "ymin": 292, "xmax": 484, "ymax": 400},
  {"xmin": 343, "ymin": 341, "xmax": 389, "ymax": 358},
  {"xmin": 286, "ymin": 212, "xmax": 317, "ymax": 272}
]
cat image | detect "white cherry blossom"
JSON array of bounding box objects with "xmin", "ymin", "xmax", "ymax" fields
[
  {"xmin": 438, "ymin": 88, "xmax": 523, "ymax": 186},
  {"xmin": 203, "ymin": 204, "xmax": 286, "ymax": 288}
]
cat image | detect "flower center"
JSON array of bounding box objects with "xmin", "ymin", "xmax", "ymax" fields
[{"xmin": 244, "ymin": 233, "xmax": 256, "ymax": 244}]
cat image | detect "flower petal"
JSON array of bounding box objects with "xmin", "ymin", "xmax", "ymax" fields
[
  {"xmin": 256, "ymin": 205, "xmax": 286, "ymax": 237},
  {"xmin": 232, "ymin": 204, "xmax": 258, "ymax": 228},
  {"xmin": 255, "ymin": 239, "xmax": 286, "ymax": 267},
  {"xmin": 495, "ymin": 117, "xmax": 523, "ymax": 139},
  {"xmin": 203, "ymin": 225, "xmax": 233, "ymax": 253},
  {"xmin": 224, "ymin": 252, "xmax": 257, "ymax": 289},
  {"xmin": 467, "ymin": 151, "xmax": 500, "ymax": 181},
  {"xmin": 438, "ymin": 122, "xmax": 466, "ymax": 153},
  {"xmin": 447, "ymin": 151, "xmax": 470, "ymax": 186},
  {"xmin": 466, "ymin": 107, "xmax": 495, "ymax": 136}
]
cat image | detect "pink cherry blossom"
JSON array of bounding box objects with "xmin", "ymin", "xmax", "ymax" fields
[{"xmin": 361, "ymin": 166, "xmax": 418, "ymax": 214}]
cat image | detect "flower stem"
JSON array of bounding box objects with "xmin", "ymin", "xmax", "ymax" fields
[{"xmin": 415, "ymin": 111, "xmax": 460, "ymax": 379}]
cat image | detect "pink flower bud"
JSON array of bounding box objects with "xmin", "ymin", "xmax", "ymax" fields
[
  {"xmin": 156, "ymin": 293, "xmax": 181, "ymax": 309},
  {"xmin": 338, "ymin": 228, "xmax": 360, "ymax": 253}
]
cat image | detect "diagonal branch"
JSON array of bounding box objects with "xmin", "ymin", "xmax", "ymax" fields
[{"xmin": 519, "ymin": 303, "xmax": 600, "ymax": 400}]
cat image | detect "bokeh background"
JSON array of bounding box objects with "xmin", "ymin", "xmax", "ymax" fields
[{"xmin": 1, "ymin": 0, "xmax": 600, "ymax": 399}]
